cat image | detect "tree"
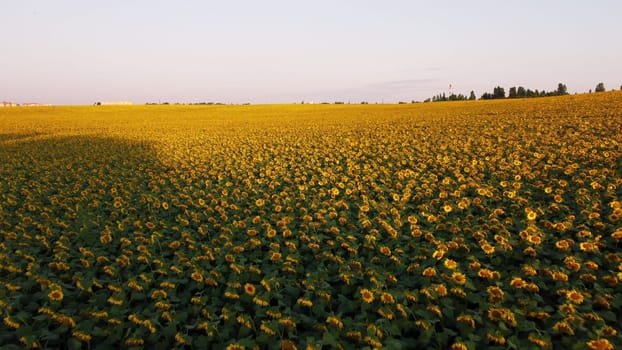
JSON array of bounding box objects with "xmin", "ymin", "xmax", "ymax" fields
[
  {"xmin": 480, "ymin": 92, "xmax": 493, "ymax": 100},
  {"xmin": 508, "ymin": 87, "xmax": 517, "ymax": 98},
  {"xmin": 556, "ymin": 83, "xmax": 568, "ymax": 95},
  {"xmin": 595, "ymin": 82, "xmax": 605, "ymax": 92},
  {"xmin": 517, "ymin": 86, "xmax": 526, "ymax": 98},
  {"xmin": 469, "ymin": 91, "xmax": 476, "ymax": 100},
  {"xmin": 493, "ymin": 86, "xmax": 505, "ymax": 99}
]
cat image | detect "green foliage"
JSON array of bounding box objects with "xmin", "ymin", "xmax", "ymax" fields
[{"xmin": 595, "ymin": 82, "xmax": 606, "ymax": 92}]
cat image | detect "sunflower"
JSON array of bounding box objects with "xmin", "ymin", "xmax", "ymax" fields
[
  {"xmin": 587, "ymin": 339, "xmax": 614, "ymax": 350},
  {"xmin": 552, "ymin": 271, "xmax": 569, "ymax": 282},
  {"xmin": 379, "ymin": 246, "xmax": 391, "ymax": 256},
  {"xmin": 435, "ymin": 284, "xmax": 448, "ymax": 297},
  {"xmin": 107, "ymin": 297, "xmax": 123, "ymax": 306},
  {"xmin": 422, "ymin": 267, "xmax": 437, "ymax": 277},
  {"xmin": 244, "ymin": 283, "xmax": 256, "ymax": 296},
  {"xmin": 555, "ymin": 240, "xmax": 571, "ymax": 250},
  {"xmin": 266, "ymin": 229, "xmax": 277, "ymax": 238},
  {"xmin": 380, "ymin": 292, "xmax": 395, "ymax": 304},
  {"xmin": 509, "ymin": 277, "xmax": 526, "ymax": 288},
  {"xmin": 487, "ymin": 286, "xmax": 504, "ymax": 302},
  {"xmin": 326, "ymin": 316, "xmax": 343, "ymax": 330},
  {"xmin": 444, "ymin": 259, "xmax": 458, "ymax": 270},
  {"xmin": 456, "ymin": 315, "xmax": 475, "ymax": 328},
  {"xmin": 360, "ymin": 288, "xmax": 374, "ymax": 303},
  {"xmin": 553, "ymin": 320, "xmax": 575, "ymax": 335},
  {"xmin": 527, "ymin": 235, "xmax": 542, "ymax": 245},
  {"xmin": 566, "ymin": 290, "xmax": 584, "ymax": 304},
  {"xmin": 452, "ymin": 272, "xmax": 467, "ymax": 285},
  {"xmin": 72, "ymin": 331, "xmax": 92, "ymax": 342},
  {"xmin": 191, "ymin": 271, "xmax": 204, "ymax": 282},
  {"xmin": 3, "ymin": 316, "xmax": 20, "ymax": 329},
  {"xmin": 253, "ymin": 296, "xmax": 269, "ymax": 307},
  {"xmin": 48, "ymin": 289, "xmax": 64, "ymax": 302},
  {"xmin": 432, "ymin": 249, "xmax": 445, "ymax": 260},
  {"xmin": 579, "ymin": 242, "xmax": 598, "ymax": 252},
  {"xmin": 451, "ymin": 343, "xmax": 468, "ymax": 350},
  {"xmin": 125, "ymin": 338, "xmax": 145, "ymax": 346},
  {"xmin": 297, "ymin": 298, "xmax": 312, "ymax": 307},
  {"xmin": 526, "ymin": 211, "xmax": 537, "ymax": 221},
  {"xmin": 527, "ymin": 335, "xmax": 549, "ymax": 348},
  {"xmin": 151, "ymin": 290, "xmax": 168, "ymax": 299},
  {"xmin": 260, "ymin": 321, "xmax": 276, "ymax": 336},
  {"xmin": 481, "ymin": 244, "xmax": 495, "ymax": 255}
]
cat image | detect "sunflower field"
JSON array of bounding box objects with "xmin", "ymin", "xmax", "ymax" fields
[{"xmin": 1, "ymin": 92, "xmax": 621, "ymax": 349}]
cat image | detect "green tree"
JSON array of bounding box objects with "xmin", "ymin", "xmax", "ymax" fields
[
  {"xmin": 595, "ymin": 82, "xmax": 605, "ymax": 92},
  {"xmin": 556, "ymin": 83, "xmax": 568, "ymax": 95},
  {"xmin": 493, "ymin": 86, "xmax": 505, "ymax": 99},
  {"xmin": 469, "ymin": 91, "xmax": 476, "ymax": 100},
  {"xmin": 508, "ymin": 87, "xmax": 517, "ymax": 98},
  {"xmin": 517, "ymin": 86, "xmax": 526, "ymax": 98}
]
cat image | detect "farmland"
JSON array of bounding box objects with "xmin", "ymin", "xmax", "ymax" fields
[{"xmin": 1, "ymin": 92, "xmax": 621, "ymax": 349}]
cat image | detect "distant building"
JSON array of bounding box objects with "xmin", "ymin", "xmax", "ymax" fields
[{"xmin": 0, "ymin": 101, "xmax": 19, "ymax": 107}]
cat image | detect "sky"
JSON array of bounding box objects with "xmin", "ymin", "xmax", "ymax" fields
[{"xmin": 1, "ymin": 0, "xmax": 621, "ymax": 105}]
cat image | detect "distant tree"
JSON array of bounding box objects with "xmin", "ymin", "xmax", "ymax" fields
[
  {"xmin": 469, "ymin": 91, "xmax": 476, "ymax": 100},
  {"xmin": 493, "ymin": 86, "xmax": 505, "ymax": 99},
  {"xmin": 556, "ymin": 83, "xmax": 568, "ymax": 95},
  {"xmin": 620, "ymin": 85, "xmax": 622, "ymax": 90},
  {"xmin": 595, "ymin": 82, "xmax": 605, "ymax": 92},
  {"xmin": 480, "ymin": 92, "xmax": 493, "ymax": 100},
  {"xmin": 508, "ymin": 87, "xmax": 517, "ymax": 98},
  {"xmin": 517, "ymin": 86, "xmax": 526, "ymax": 98}
]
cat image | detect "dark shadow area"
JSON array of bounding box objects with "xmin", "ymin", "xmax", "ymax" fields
[
  {"xmin": 0, "ymin": 135, "xmax": 168, "ymax": 347},
  {"xmin": 0, "ymin": 132, "xmax": 44, "ymax": 143}
]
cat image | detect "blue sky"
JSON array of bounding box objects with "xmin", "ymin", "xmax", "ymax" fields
[{"xmin": 1, "ymin": 0, "xmax": 621, "ymax": 104}]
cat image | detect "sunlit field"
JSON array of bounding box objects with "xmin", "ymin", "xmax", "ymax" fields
[{"xmin": 1, "ymin": 92, "xmax": 621, "ymax": 349}]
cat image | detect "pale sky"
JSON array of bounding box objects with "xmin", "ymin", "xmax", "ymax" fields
[{"xmin": 1, "ymin": 0, "xmax": 621, "ymax": 104}]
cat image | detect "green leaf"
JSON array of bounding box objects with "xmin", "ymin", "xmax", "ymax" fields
[
  {"xmin": 237, "ymin": 337, "xmax": 258, "ymax": 348},
  {"xmin": 67, "ymin": 337, "xmax": 83, "ymax": 350},
  {"xmin": 384, "ymin": 337, "xmax": 405, "ymax": 349},
  {"xmin": 91, "ymin": 327, "xmax": 107, "ymax": 337},
  {"xmin": 322, "ymin": 331, "xmax": 338, "ymax": 347},
  {"xmin": 600, "ymin": 310, "xmax": 617, "ymax": 322},
  {"xmin": 194, "ymin": 336, "xmax": 210, "ymax": 348}
]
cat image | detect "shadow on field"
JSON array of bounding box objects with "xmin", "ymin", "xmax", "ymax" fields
[
  {"xmin": 0, "ymin": 134, "xmax": 175, "ymax": 346},
  {"xmin": 0, "ymin": 132, "xmax": 44, "ymax": 143},
  {"xmin": 0, "ymin": 133, "xmax": 167, "ymax": 240}
]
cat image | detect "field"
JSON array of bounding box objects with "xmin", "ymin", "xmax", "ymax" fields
[{"xmin": 1, "ymin": 92, "xmax": 621, "ymax": 349}]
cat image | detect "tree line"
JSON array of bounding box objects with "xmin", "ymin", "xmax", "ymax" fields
[{"xmin": 425, "ymin": 82, "xmax": 612, "ymax": 102}]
